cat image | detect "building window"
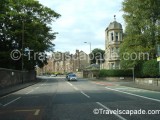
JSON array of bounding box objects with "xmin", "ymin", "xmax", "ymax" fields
[
  {"xmin": 115, "ymin": 62, "xmax": 120, "ymax": 69},
  {"xmin": 111, "ymin": 63, "xmax": 115, "ymax": 69},
  {"xmin": 115, "ymin": 32, "xmax": 118, "ymax": 41},
  {"xmin": 119, "ymin": 32, "xmax": 122, "ymax": 41},
  {"xmin": 111, "ymin": 33, "xmax": 114, "ymax": 41}
]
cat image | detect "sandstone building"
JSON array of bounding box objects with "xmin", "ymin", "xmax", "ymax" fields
[{"xmin": 104, "ymin": 16, "xmax": 123, "ymax": 69}]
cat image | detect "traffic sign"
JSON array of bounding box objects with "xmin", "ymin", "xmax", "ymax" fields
[{"xmin": 157, "ymin": 57, "xmax": 160, "ymax": 61}]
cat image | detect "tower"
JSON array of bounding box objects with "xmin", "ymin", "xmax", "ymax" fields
[{"xmin": 104, "ymin": 15, "xmax": 123, "ymax": 69}]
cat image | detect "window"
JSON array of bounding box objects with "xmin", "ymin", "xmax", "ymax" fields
[
  {"xmin": 115, "ymin": 32, "xmax": 118, "ymax": 41},
  {"xmin": 111, "ymin": 63, "xmax": 115, "ymax": 69},
  {"xmin": 111, "ymin": 33, "xmax": 114, "ymax": 41},
  {"xmin": 119, "ymin": 32, "xmax": 122, "ymax": 41}
]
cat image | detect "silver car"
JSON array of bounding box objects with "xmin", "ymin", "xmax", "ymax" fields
[{"xmin": 67, "ymin": 74, "xmax": 77, "ymax": 81}]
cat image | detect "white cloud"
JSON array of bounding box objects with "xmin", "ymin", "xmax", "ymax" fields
[{"xmin": 38, "ymin": 0, "xmax": 124, "ymax": 54}]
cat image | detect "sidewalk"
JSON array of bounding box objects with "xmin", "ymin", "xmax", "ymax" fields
[
  {"xmin": 120, "ymin": 82, "xmax": 160, "ymax": 92},
  {"xmin": 87, "ymin": 78, "xmax": 160, "ymax": 92},
  {"xmin": 0, "ymin": 81, "xmax": 39, "ymax": 97}
]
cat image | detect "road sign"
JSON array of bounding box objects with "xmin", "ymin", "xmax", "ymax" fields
[{"xmin": 157, "ymin": 57, "xmax": 160, "ymax": 61}]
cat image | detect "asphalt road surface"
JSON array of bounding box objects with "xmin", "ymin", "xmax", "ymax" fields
[{"xmin": 0, "ymin": 76, "xmax": 160, "ymax": 120}]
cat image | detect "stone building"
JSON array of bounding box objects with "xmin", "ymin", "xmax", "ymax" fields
[
  {"xmin": 37, "ymin": 50, "xmax": 90, "ymax": 74},
  {"xmin": 104, "ymin": 16, "xmax": 123, "ymax": 69}
]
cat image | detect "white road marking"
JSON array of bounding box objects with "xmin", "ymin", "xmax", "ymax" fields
[
  {"xmin": 96, "ymin": 102, "xmax": 127, "ymax": 120},
  {"xmin": 35, "ymin": 87, "xmax": 39, "ymax": 89},
  {"xmin": 67, "ymin": 82, "xmax": 73, "ymax": 86},
  {"xmin": 0, "ymin": 93, "xmax": 12, "ymax": 99},
  {"xmin": 3, "ymin": 97, "xmax": 21, "ymax": 107},
  {"xmin": 25, "ymin": 90, "xmax": 34, "ymax": 94},
  {"xmin": 67, "ymin": 82, "xmax": 79, "ymax": 90},
  {"xmin": 105, "ymin": 87, "xmax": 160, "ymax": 103},
  {"xmin": 80, "ymin": 91, "xmax": 90, "ymax": 98},
  {"xmin": 73, "ymin": 86, "xmax": 79, "ymax": 90}
]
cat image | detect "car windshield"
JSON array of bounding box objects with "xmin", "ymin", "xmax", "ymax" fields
[{"xmin": 70, "ymin": 74, "xmax": 76, "ymax": 77}]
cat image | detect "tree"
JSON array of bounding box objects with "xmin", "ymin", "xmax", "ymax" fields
[
  {"xmin": 90, "ymin": 48, "xmax": 105, "ymax": 64},
  {"xmin": 0, "ymin": 0, "xmax": 61, "ymax": 70},
  {"xmin": 120, "ymin": 0, "xmax": 160, "ymax": 69}
]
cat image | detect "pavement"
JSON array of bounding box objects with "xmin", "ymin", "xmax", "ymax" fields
[
  {"xmin": 0, "ymin": 78, "xmax": 41, "ymax": 97},
  {"xmin": 88, "ymin": 78, "xmax": 160, "ymax": 92},
  {"xmin": 119, "ymin": 82, "xmax": 160, "ymax": 92}
]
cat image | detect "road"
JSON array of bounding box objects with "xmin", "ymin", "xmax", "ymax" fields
[{"xmin": 0, "ymin": 76, "xmax": 160, "ymax": 120}]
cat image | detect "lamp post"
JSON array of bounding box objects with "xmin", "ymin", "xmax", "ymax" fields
[
  {"xmin": 84, "ymin": 42, "xmax": 92, "ymax": 65},
  {"xmin": 22, "ymin": 20, "xmax": 24, "ymax": 71},
  {"xmin": 21, "ymin": 19, "xmax": 24, "ymax": 83},
  {"xmin": 84, "ymin": 42, "xmax": 91, "ymax": 54}
]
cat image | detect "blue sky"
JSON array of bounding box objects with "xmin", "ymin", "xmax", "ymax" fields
[{"xmin": 38, "ymin": 0, "xmax": 124, "ymax": 54}]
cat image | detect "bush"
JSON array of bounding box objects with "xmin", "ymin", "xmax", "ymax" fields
[
  {"xmin": 142, "ymin": 59, "xmax": 159, "ymax": 77},
  {"xmin": 134, "ymin": 61, "xmax": 144, "ymax": 77},
  {"xmin": 99, "ymin": 69, "xmax": 132, "ymax": 77}
]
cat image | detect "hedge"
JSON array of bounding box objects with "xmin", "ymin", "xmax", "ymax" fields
[
  {"xmin": 142, "ymin": 59, "xmax": 159, "ymax": 77},
  {"xmin": 99, "ymin": 60, "xmax": 159, "ymax": 78},
  {"xmin": 99, "ymin": 69, "xmax": 132, "ymax": 77}
]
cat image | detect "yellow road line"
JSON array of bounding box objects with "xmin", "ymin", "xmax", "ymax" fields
[
  {"xmin": 14, "ymin": 109, "xmax": 40, "ymax": 116},
  {"xmin": 34, "ymin": 109, "xmax": 40, "ymax": 116}
]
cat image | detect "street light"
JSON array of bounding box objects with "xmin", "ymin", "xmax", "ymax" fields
[
  {"xmin": 84, "ymin": 42, "xmax": 92, "ymax": 65},
  {"xmin": 84, "ymin": 42, "xmax": 91, "ymax": 54}
]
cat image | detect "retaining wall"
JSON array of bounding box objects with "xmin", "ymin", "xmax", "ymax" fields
[
  {"xmin": 0, "ymin": 68, "xmax": 36, "ymax": 88},
  {"xmin": 135, "ymin": 78, "xmax": 160, "ymax": 86}
]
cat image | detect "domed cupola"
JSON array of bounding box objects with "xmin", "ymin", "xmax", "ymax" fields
[
  {"xmin": 106, "ymin": 15, "xmax": 122, "ymax": 31},
  {"xmin": 108, "ymin": 21, "xmax": 122, "ymax": 30}
]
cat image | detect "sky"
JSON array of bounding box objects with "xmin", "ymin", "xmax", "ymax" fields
[{"xmin": 38, "ymin": 0, "xmax": 124, "ymax": 54}]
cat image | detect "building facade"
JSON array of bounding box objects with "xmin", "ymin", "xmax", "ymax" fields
[
  {"xmin": 37, "ymin": 50, "xmax": 90, "ymax": 75},
  {"xmin": 104, "ymin": 17, "xmax": 123, "ymax": 69}
]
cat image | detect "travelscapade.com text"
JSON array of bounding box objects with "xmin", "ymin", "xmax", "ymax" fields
[{"xmin": 93, "ymin": 108, "xmax": 160, "ymax": 116}]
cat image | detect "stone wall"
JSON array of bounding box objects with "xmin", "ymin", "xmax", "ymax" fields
[
  {"xmin": 83, "ymin": 70, "xmax": 99, "ymax": 78},
  {"xmin": 75, "ymin": 72, "xmax": 83, "ymax": 78},
  {"xmin": 135, "ymin": 78, "xmax": 160, "ymax": 86},
  {"xmin": 0, "ymin": 68, "xmax": 36, "ymax": 89}
]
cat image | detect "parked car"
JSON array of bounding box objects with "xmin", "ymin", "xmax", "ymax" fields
[{"xmin": 67, "ymin": 74, "xmax": 77, "ymax": 81}]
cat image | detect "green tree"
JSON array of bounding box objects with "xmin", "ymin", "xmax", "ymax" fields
[
  {"xmin": 0, "ymin": 0, "xmax": 60, "ymax": 70},
  {"xmin": 120, "ymin": 0, "xmax": 160, "ymax": 69},
  {"xmin": 90, "ymin": 48, "xmax": 105, "ymax": 64}
]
